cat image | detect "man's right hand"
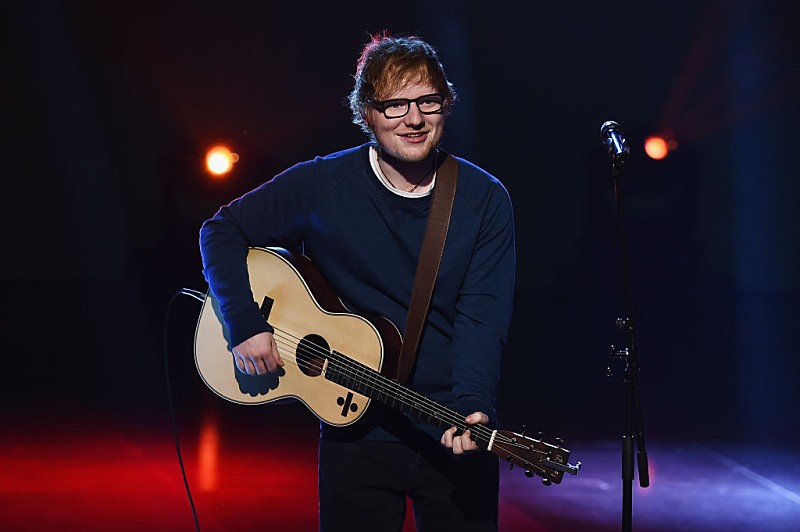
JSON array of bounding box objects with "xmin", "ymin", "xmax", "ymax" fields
[{"xmin": 232, "ymin": 331, "xmax": 283, "ymax": 375}]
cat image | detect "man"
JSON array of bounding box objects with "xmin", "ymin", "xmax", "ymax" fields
[{"xmin": 199, "ymin": 33, "xmax": 516, "ymax": 531}]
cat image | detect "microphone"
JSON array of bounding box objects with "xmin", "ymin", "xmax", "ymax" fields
[{"xmin": 600, "ymin": 120, "xmax": 630, "ymax": 167}]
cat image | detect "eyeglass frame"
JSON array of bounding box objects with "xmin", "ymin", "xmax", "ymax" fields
[{"xmin": 367, "ymin": 93, "xmax": 447, "ymax": 119}]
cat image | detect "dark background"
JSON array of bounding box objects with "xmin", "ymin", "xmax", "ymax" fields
[{"xmin": 3, "ymin": 0, "xmax": 799, "ymax": 448}]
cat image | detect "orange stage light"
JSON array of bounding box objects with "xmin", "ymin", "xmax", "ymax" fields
[
  {"xmin": 205, "ymin": 145, "xmax": 239, "ymax": 176},
  {"xmin": 644, "ymin": 136, "xmax": 670, "ymax": 160}
]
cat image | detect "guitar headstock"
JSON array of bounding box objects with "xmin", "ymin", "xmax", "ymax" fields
[{"xmin": 489, "ymin": 429, "xmax": 581, "ymax": 485}]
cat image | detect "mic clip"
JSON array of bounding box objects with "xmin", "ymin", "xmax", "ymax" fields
[{"xmin": 600, "ymin": 120, "xmax": 630, "ymax": 169}]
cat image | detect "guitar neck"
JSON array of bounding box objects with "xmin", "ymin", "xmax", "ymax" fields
[{"xmin": 324, "ymin": 350, "xmax": 491, "ymax": 445}]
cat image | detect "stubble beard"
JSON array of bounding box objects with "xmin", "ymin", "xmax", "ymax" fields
[{"xmin": 378, "ymin": 130, "xmax": 442, "ymax": 167}]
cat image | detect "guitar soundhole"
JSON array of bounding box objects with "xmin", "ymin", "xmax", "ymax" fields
[{"xmin": 296, "ymin": 334, "xmax": 329, "ymax": 377}]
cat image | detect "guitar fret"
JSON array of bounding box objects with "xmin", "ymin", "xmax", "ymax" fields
[{"xmin": 324, "ymin": 350, "xmax": 474, "ymax": 436}]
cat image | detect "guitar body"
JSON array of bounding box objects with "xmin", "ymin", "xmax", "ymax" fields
[{"xmin": 194, "ymin": 247, "xmax": 402, "ymax": 426}]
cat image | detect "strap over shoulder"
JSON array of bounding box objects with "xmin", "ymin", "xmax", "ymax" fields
[{"xmin": 396, "ymin": 152, "xmax": 458, "ymax": 384}]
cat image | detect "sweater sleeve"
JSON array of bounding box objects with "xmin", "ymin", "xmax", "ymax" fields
[
  {"xmin": 450, "ymin": 182, "xmax": 516, "ymax": 427},
  {"xmin": 198, "ymin": 161, "xmax": 314, "ymax": 347}
]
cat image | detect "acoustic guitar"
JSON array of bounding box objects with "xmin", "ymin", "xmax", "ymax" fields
[{"xmin": 194, "ymin": 247, "xmax": 580, "ymax": 485}]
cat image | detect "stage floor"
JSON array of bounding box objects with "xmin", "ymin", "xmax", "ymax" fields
[{"xmin": 2, "ymin": 406, "xmax": 799, "ymax": 531}]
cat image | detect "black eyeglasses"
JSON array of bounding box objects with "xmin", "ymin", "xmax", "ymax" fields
[{"xmin": 368, "ymin": 93, "xmax": 446, "ymax": 119}]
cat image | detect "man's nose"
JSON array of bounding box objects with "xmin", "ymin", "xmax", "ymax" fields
[{"xmin": 403, "ymin": 103, "xmax": 425, "ymax": 126}]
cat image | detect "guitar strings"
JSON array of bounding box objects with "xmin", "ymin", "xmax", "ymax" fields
[
  {"xmin": 272, "ymin": 329, "xmax": 482, "ymax": 435},
  {"xmin": 271, "ymin": 332, "xmax": 477, "ymax": 437},
  {"xmin": 263, "ymin": 326, "xmax": 504, "ymax": 447},
  {"xmin": 268, "ymin": 329, "xmax": 557, "ymax": 477},
  {"xmin": 233, "ymin": 326, "xmax": 558, "ymax": 477}
]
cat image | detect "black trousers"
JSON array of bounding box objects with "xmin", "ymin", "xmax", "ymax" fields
[{"xmin": 318, "ymin": 437, "xmax": 499, "ymax": 532}]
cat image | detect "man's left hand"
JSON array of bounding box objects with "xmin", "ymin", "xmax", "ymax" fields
[{"xmin": 440, "ymin": 411, "xmax": 488, "ymax": 455}]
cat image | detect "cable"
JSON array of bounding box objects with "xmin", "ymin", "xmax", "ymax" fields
[{"xmin": 164, "ymin": 288, "xmax": 205, "ymax": 532}]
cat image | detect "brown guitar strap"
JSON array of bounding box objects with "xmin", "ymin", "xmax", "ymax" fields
[{"xmin": 396, "ymin": 152, "xmax": 458, "ymax": 384}]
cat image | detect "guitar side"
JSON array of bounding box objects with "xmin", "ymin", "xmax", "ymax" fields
[{"xmin": 194, "ymin": 247, "xmax": 402, "ymax": 426}]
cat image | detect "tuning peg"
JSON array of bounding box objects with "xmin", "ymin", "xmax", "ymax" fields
[
  {"xmin": 521, "ymin": 425, "xmax": 526, "ymax": 438},
  {"xmin": 555, "ymin": 437, "xmax": 565, "ymax": 446},
  {"xmin": 524, "ymin": 470, "xmax": 534, "ymax": 478},
  {"xmin": 508, "ymin": 462, "xmax": 514, "ymax": 471},
  {"xmin": 542, "ymin": 478, "xmax": 552, "ymax": 486},
  {"xmin": 537, "ymin": 431, "xmax": 545, "ymax": 440}
]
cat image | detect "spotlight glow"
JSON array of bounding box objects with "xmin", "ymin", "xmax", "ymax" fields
[
  {"xmin": 198, "ymin": 415, "xmax": 219, "ymax": 491},
  {"xmin": 644, "ymin": 136, "xmax": 669, "ymax": 160},
  {"xmin": 206, "ymin": 145, "xmax": 239, "ymax": 176}
]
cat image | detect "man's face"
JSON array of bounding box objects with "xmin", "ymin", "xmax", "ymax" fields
[{"xmin": 366, "ymin": 81, "xmax": 446, "ymax": 164}]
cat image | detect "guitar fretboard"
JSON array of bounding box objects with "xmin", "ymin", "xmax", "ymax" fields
[{"xmin": 324, "ymin": 350, "xmax": 493, "ymax": 446}]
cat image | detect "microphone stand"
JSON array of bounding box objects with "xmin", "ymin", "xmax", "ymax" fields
[{"xmin": 605, "ymin": 148, "xmax": 650, "ymax": 532}]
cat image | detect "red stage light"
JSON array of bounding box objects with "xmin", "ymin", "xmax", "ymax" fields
[{"xmin": 198, "ymin": 415, "xmax": 219, "ymax": 491}]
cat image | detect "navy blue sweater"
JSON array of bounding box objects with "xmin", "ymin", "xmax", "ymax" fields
[{"xmin": 199, "ymin": 144, "xmax": 516, "ymax": 441}]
